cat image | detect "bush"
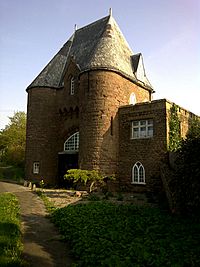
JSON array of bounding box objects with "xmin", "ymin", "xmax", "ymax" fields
[
  {"xmin": 170, "ymin": 118, "xmax": 200, "ymax": 215},
  {"xmin": 52, "ymin": 202, "xmax": 200, "ymax": 267},
  {"xmin": 64, "ymin": 169, "xmax": 115, "ymax": 192},
  {"xmin": 0, "ymin": 166, "xmax": 24, "ymax": 182}
]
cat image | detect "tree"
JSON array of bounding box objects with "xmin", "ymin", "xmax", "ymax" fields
[
  {"xmin": 172, "ymin": 118, "xmax": 200, "ymax": 215},
  {"xmin": 0, "ymin": 112, "xmax": 26, "ymax": 167}
]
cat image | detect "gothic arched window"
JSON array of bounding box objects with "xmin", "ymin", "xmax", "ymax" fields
[
  {"xmin": 64, "ymin": 132, "xmax": 79, "ymax": 151},
  {"xmin": 132, "ymin": 162, "xmax": 145, "ymax": 184}
]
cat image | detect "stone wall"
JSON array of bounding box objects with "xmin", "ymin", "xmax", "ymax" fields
[
  {"xmin": 79, "ymin": 70, "xmax": 151, "ymax": 177},
  {"xmin": 25, "ymin": 67, "xmax": 152, "ymax": 185},
  {"xmin": 25, "ymin": 87, "xmax": 59, "ymax": 184},
  {"xmin": 165, "ymin": 100, "xmax": 199, "ymax": 144},
  {"xmin": 56, "ymin": 60, "xmax": 80, "ymax": 152},
  {"xmin": 118, "ymin": 99, "xmax": 168, "ymax": 193}
]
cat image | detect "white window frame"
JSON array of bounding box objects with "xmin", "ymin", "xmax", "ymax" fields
[
  {"xmin": 131, "ymin": 119, "xmax": 153, "ymax": 139},
  {"xmin": 70, "ymin": 77, "xmax": 75, "ymax": 95},
  {"xmin": 64, "ymin": 132, "xmax": 79, "ymax": 152},
  {"xmin": 33, "ymin": 162, "xmax": 39, "ymax": 174},
  {"xmin": 132, "ymin": 162, "xmax": 145, "ymax": 184}
]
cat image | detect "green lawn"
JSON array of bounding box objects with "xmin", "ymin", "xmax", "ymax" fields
[
  {"xmin": 0, "ymin": 193, "xmax": 24, "ymax": 267},
  {"xmin": 52, "ymin": 202, "xmax": 200, "ymax": 267}
]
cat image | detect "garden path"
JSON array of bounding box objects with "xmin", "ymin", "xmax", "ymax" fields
[{"xmin": 0, "ymin": 181, "xmax": 73, "ymax": 267}]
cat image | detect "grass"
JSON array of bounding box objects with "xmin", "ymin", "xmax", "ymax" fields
[
  {"xmin": 36, "ymin": 190, "xmax": 56, "ymax": 213},
  {"xmin": 52, "ymin": 201, "xmax": 200, "ymax": 267},
  {"xmin": 0, "ymin": 193, "xmax": 25, "ymax": 267}
]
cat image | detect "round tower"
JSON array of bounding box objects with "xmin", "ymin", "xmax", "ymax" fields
[{"xmin": 79, "ymin": 69, "xmax": 150, "ymax": 177}]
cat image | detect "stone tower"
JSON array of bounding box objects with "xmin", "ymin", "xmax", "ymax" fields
[{"xmin": 25, "ymin": 13, "xmax": 153, "ymax": 185}]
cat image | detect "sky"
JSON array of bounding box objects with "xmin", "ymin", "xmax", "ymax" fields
[{"xmin": 0, "ymin": 0, "xmax": 199, "ymax": 130}]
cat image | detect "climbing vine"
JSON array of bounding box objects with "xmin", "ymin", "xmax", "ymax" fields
[{"xmin": 168, "ymin": 104, "xmax": 181, "ymax": 151}]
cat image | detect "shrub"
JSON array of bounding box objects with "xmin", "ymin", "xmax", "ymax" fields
[
  {"xmin": 169, "ymin": 118, "xmax": 200, "ymax": 215},
  {"xmin": 64, "ymin": 169, "xmax": 115, "ymax": 192},
  {"xmin": 52, "ymin": 202, "xmax": 200, "ymax": 267}
]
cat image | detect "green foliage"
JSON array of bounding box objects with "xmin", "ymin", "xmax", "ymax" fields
[
  {"xmin": 0, "ymin": 193, "xmax": 24, "ymax": 266},
  {"xmin": 0, "ymin": 166, "xmax": 24, "ymax": 182},
  {"xmin": 52, "ymin": 202, "xmax": 200, "ymax": 267},
  {"xmin": 171, "ymin": 117, "xmax": 200, "ymax": 215},
  {"xmin": 65, "ymin": 169, "xmax": 102, "ymax": 185},
  {"xmin": 39, "ymin": 179, "xmax": 45, "ymax": 189},
  {"xmin": 87, "ymin": 193, "xmax": 101, "ymax": 201},
  {"xmin": 0, "ymin": 112, "xmax": 26, "ymax": 167},
  {"xmin": 187, "ymin": 117, "xmax": 200, "ymax": 139},
  {"xmin": 168, "ymin": 104, "xmax": 181, "ymax": 151},
  {"xmin": 64, "ymin": 169, "xmax": 115, "ymax": 192},
  {"xmin": 116, "ymin": 192, "xmax": 123, "ymax": 201}
]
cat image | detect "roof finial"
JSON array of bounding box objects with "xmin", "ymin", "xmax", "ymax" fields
[
  {"xmin": 109, "ymin": 8, "xmax": 112, "ymax": 16},
  {"xmin": 74, "ymin": 24, "xmax": 77, "ymax": 32}
]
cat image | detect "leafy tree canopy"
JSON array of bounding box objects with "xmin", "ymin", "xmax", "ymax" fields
[{"xmin": 0, "ymin": 112, "xmax": 26, "ymax": 167}]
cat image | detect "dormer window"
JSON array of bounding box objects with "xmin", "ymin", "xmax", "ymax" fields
[{"xmin": 70, "ymin": 77, "xmax": 75, "ymax": 95}]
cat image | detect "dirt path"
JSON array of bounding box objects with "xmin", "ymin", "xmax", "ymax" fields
[{"xmin": 0, "ymin": 181, "xmax": 74, "ymax": 267}]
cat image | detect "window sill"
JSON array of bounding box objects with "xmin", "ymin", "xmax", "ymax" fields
[
  {"xmin": 131, "ymin": 182, "xmax": 146, "ymax": 185},
  {"xmin": 130, "ymin": 137, "xmax": 153, "ymax": 140}
]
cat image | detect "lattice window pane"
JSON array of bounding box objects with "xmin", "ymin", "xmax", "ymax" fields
[
  {"xmin": 64, "ymin": 132, "xmax": 79, "ymax": 151},
  {"xmin": 139, "ymin": 166, "xmax": 144, "ymax": 183},
  {"xmin": 133, "ymin": 166, "xmax": 139, "ymax": 183},
  {"xmin": 131, "ymin": 119, "xmax": 153, "ymax": 139}
]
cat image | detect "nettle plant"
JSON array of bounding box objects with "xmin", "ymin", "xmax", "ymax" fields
[{"xmin": 64, "ymin": 169, "xmax": 115, "ymax": 192}]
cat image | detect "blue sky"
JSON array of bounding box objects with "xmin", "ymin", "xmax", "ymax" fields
[{"xmin": 0, "ymin": 0, "xmax": 199, "ymax": 129}]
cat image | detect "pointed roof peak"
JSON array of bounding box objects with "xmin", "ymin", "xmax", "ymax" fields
[
  {"xmin": 27, "ymin": 13, "xmax": 153, "ymax": 91},
  {"xmin": 109, "ymin": 7, "xmax": 112, "ymax": 16}
]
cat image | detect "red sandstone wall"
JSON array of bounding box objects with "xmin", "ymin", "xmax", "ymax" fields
[
  {"xmin": 56, "ymin": 60, "xmax": 80, "ymax": 152},
  {"xmin": 165, "ymin": 100, "xmax": 199, "ymax": 144},
  {"xmin": 26, "ymin": 67, "xmax": 152, "ymax": 185},
  {"xmin": 79, "ymin": 70, "xmax": 150, "ymax": 177},
  {"xmin": 118, "ymin": 99, "xmax": 168, "ymax": 193},
  {"xmin": 25, "ymin": 87, "xmax": 59, "ymax": 184}
]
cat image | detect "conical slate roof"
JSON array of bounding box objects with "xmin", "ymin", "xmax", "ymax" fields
[{"xmin": 27, "ymin": 14, "xmax": 153, "ymax": 90}]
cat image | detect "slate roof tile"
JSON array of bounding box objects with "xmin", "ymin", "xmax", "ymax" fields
[{"xmin": 27, "ymin": 14, "xmax": 153, "ymax": 91}]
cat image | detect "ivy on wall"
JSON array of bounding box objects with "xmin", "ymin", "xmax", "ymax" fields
[{"xmin": 168, "ymin": 104, "xmax": 181, "ymax": 151}]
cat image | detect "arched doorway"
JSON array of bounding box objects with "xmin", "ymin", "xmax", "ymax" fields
[{"xmin": 58, "ymin": 132, "xmax": 79, "ymax": 187}]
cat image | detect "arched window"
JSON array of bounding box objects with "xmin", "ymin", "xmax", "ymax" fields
[
  {"xmin": 70, "ymin": 77, "xmax": 75, "ymax": 95},
  {"xmin": 132, "ymin": 162, "xmax": 145, "ymax": 184},
  {"xmin": 64, "ymin": 132, "xmax": 79, "ymax": 152},
  {"xmin": 129, "ymin": 93, "xmax": 136, "ymax": 105}
]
